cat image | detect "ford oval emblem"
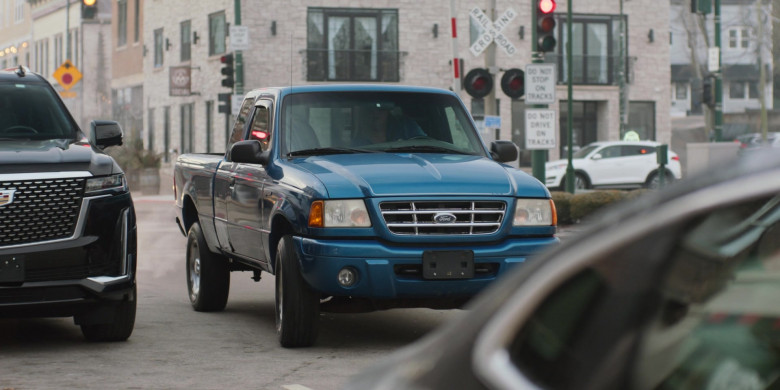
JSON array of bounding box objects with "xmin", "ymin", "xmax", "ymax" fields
[{"xmin": 433, "ymin": 213, "xmax": 457, "ymax": 224}]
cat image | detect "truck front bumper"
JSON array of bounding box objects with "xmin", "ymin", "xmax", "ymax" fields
[{"xmin": 294, "ymin": 236, "xmax": 557, "ymax": 300}]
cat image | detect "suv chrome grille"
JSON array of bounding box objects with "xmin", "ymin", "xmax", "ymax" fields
[
  {"xmin": 0, "ymin": 178, "xmax": 86, "ymax": 246},
  {"xmin": 380, "ymin": 200, "xmax": 506, "ymax": 235}
]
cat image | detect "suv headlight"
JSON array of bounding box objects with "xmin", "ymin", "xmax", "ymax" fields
[
  {"xmin": 309, "ymin": 199, "xmax": 371, "ymax": 228},
  {"xmin": 85, "ymin": 174, "xmax": 128, "ymax": 195},
  {"xmin": 513, "ymin": 198, "xmax": 556, "ymax": 226}
]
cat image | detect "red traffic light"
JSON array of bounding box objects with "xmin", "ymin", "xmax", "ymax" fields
[
  {"xmin": 538, "ymin": 0, "xmax": 556, "ymax": 13},
  {"xmin": 463, "ymin": 68, "xmax": 493, "ymax": 99},
  {"xmin": 501, "ymin": 69, "xmax": 525, "ymax": 99}
]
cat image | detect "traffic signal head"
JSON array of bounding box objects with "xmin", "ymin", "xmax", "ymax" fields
[
  {"xmin": 82, "ymin": 0, "xmax": 97, "ymax": 19},
  {"xmin": 463, "ymin": 68, "xmax": 493, "ymax": 99},
  {"xmin": 536, "ymin": 0, "xmax": 557, "ymax": 53},
  {"xmin": 501, "ymin": 68, "xmax": 525, "ymax": 99},
  {"xmin": 220, "ymin": 54, "xmax": 234, "ymax": 89}
]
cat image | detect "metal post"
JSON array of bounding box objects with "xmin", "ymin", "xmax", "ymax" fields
[
  {"xmin": 484, "ymin": 0, "xmax": 497, "ymax": 138},
  {"xmin": 450, "ymin": 0, "xmax": 461, "ymax": 93},
  {"xmin": 66, "ymin": 0, "xmax": 71, "ymax": 60},
  {"xmin": 565, "ymin": 0, "xmax": 575, "ymax": 193},
  {"xmin": 234, "ymin": 0, "xmax": 244, "ymax": 96},
  {"xmin": 530, "ymin": 0, "xmax": 547, "ymax": 183},
  {"xmin": 713, "ymin": 0, "xmax": 723, "ymax": 141},
  {"xmin": 618, "ymin": 0, "xmax": 626, "ymax": 138}
]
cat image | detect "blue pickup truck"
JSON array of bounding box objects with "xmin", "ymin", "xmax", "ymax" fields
[{"xmin": 174, "ymin": 84, "xmax": 557, "ymax": 347}]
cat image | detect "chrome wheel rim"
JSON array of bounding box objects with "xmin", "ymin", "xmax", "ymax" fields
[
  {"xmin": 275, "ymin": 262, "xmax": 283, "ymax": 332},
  {"xmin": 189, "ymin": 248, "xmax": 201, "ymax": 302}
]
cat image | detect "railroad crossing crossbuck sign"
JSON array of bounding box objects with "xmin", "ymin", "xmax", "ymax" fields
[{"xmin": 469, "ymin": 7, "xmax": 517, "ymax": 57}]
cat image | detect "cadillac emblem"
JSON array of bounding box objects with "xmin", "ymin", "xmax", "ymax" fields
[{"xmin": 0, "ymin": 189, "xmax": 16, "ymax": 207}]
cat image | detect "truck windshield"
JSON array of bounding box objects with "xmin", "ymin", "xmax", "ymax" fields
[
  {"xmin": 280, "ymin": 91, "xmax": 487, "ymax": 157},
  {"xmin": 0, "ymin": 83, "xmax": 76, "ymax": 141}
]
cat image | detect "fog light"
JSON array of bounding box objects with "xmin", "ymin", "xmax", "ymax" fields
[{"xmin": 337, "ymin": 268, "xmax": 358, "ymax": 287}]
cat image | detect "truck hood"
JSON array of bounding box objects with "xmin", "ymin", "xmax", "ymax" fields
[
  {"xmin": 0, "ymin": 139, "xmax": 117, "ymax": 175},
  {"xmin": 291, "ymin": 153, "xmax": 549, "ymax": 198}
]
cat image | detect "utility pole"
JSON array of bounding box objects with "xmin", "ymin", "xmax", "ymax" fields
[
  {"xmin": 485, "ymin": 0, "xmax": 498, "ymax": 140},
  {"xmin": 565, "ymin": 0, "xmax": 574, "ymax": 193},
  {"xmin": 756, "ymin": 0, "xmax": 768, "ymax": 141},
  {"xmin": 234, "ymin": 0, "xmax": 244, "ymax": 96},
  {"xmin": 713, "ymin": 0, "xmax": 723, "ymax": 141}
]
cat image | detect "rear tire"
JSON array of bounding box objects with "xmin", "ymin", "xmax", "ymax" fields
[
  {"xmin": 646, "ymin": 171, "xmax": 674, "ymax": 189},
  {"xmin": 275, "ymin": 235, "xmax": 320, "ymax": 348},
  {"xmin": 186, "ymin": 222, "xmax": 230, "ymax": 311},
  {"xmin": 80, "ymin": 286, "xmax": 136, "ymax": 342}
]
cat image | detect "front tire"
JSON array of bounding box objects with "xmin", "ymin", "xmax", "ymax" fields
[
  {"xmin": 275, "ymin": 235, "xmax": 320, "ymax": 348},
  {"xmin": 186, "ymin": 222, "xmax": 230, "ymax": 312},
  {"xmin": 80, "ymin": 286, "xmax": 137, "ymax": 342}
]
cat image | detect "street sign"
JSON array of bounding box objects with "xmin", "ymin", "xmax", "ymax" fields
[
  {"xmin": 483, "ymin": 115, "xmax": 501, "ymax": 128},
  {"xmin": 52, "ymin": 60, "xmax": 82, "ymax": 91},
  {"xmin": 707, "ymin": 47, "xmax": 720, "ymax": 72},
  {"xmin": 525, "ymin": 109, "xmax": 556, "ymax": 150},
  {"xmin": 231, "ymin": 94, "xmax": 243, "ymax": 116},
  {"xmin": 469, "ymin": 7, "xmax": 517, "ymax": 57},
  {"xmin": 230, "ymin": 25, "xmax": 250, "ymax": 51},
  {"xmin": 525, "ymin": 63, "xmax": 557, "ymax": 104},
  {"xmin": 169, "ymin": 66, "xmax": 191, "ymax": 96}
]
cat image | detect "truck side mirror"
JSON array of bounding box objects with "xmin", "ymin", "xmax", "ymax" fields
[
  {"xmin": 90, "ymin": 120, "xmax": 123, "ymax": 149},
  {"xmin": 230, "ymin": 140, "xmax": 270, "ymax": 165},
  {"xmin": 490, "ymin": 140, "xmax": 518, "ymax": 163}
]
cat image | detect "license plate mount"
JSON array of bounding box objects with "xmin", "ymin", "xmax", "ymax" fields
[
  {"xmin": 422, "ymin": 250, "xmax": 474, "ymax": 280},
  {"xmin": 0, "ymin": 255, "xmax": 24, "ymax": 283}
]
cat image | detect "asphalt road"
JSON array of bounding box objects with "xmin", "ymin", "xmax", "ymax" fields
[{"xmin": 0, "ymin": 194, "xmax": 461, "ymax": 390}]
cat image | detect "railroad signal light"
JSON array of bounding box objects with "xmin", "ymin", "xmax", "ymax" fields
[
  {"xmin": 220, "ymin": 53, "xmax": 234, "ymax": 89},
  {"xmin": 463, "ymin": 68, "xmax": 493, "ymax": 99},
  {"xmin": 536, "ymin": 0, "xmax": 557, "ymax": 53},
  {"xmin": 501, "ymin": 68, "xmax": 525, "ymax": 99}
]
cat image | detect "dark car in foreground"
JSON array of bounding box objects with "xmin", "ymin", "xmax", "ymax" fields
[
  {"xmin": 0, "ymin": 67, "xmax": 136, "ymax": 341},
  {"xmin": 346, "ymin": 149, "xmax": 780, "ymax": 389}
]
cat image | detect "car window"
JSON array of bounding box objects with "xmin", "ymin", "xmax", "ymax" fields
[
  {"xmin": 573, "ymin": 144, "xmax": 599, "ymax": 158},
  {"xmin": 599, "ymin": 146, "xmax": 622, "ymax": 159},
  {"xmin": 622, "ymin": 145, "xmax": 656, "ymax": 157},
  {"xmin": 226, "ymin": 97, "xmax": 255, "ymax": 153},
  {"xmin": 247, "ymin": 102, "xmax": 272, "ymax": 151},
  {"xmin": 506, "ymin": 194, "xmax": 780, "ymax": 390},
  {"xmin": 0, "ymin": 82, "xmax": 75, "ymax": 140}
]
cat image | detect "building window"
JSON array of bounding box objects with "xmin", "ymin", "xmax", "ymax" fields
[
  {"xmin": 14, "ymin": 0, "xmax": 23, "ymax": 23},
  {"xmin": 749, "ymin": 81, "xmax": 760, "ymax": 99},
  {"xmin": 134, "ymin": 0, "xmax": 140, "ymax": 43},
  {"xmin": 628, "ymin": 101, "xmax": 656, "ymax": 141},
  {"xmin": 117, "ymin": 0, "xmax": 128, "ymax": 47},
  {"xmin": 675, "ymin": 83, "xmax": 687, "ymax": 100},
  {"xmin": 559, "ymin": 101, "xmax": 598, "ymax": 156},
  {"xmin": 154, "ymin": 28, "xmax": 163, "ymax": 68},
  {"xmin": 208, "ymin": 11, "xmax": 226, "ymax": 56},
  {"xmin": 180, "ymin": 103, "xmax": 194, "ymax": 154},
  {"xmin": 148, "ymin": 108, "xmax": 155, "ymax": 151},
  {"xmin": 54, "ymin": 34, "xmax": 63, "ymax": 68},
  {"xmin": 551, "ymin": 15, "xmax": 626, "ymax": 85},
  {"xmin": 306, "ymin": 7, "xmax": 399, "ymax": 82},
  {"xmin": 163, "ymin": 106, "xmax": 171, "ymax": 162},
  {"xmin": 181, "ymin": 20, "xmax": 191, "ymax": 62},
  {"xmin": 727, "ymin": 28, "xmax": 751, "ymax": 50},
  {"xmin": 730, "ymin": 81, "xmax": 746, "ymax": 99},
  {"xmin": 205, "ymin": 101, "xmax": 213, "ymax": 153}
]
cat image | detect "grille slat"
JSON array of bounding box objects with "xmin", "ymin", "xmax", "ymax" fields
[
  {"xmin": 380, "ymin": 200, "xmax": 506, "ymax": 235},
  {"xmin": 0, "ymin": 178, "xmax": 85, "ymax": 246}
]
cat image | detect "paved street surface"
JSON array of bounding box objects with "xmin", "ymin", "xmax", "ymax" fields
[
  {"xmin": 0, "ymin": 193, "xmax": 582, "ymax": 389},
  {"xmin": 0, "ymin": 194, "xmax": 461, "ymax": 389}
]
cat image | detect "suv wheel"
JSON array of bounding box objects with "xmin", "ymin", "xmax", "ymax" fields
[{"xmin": 80, "ymin": 286, "xmax": 136, "ymax": 342}]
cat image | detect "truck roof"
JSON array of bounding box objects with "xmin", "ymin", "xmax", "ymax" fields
[{"xmin": 247, "ymin": 84, "xmax": 457, "ymax": 99}]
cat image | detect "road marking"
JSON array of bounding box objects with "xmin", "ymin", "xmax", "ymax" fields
[{"xmin": 282, "ymin": 385, "xmax": 313, "ymax": 390}]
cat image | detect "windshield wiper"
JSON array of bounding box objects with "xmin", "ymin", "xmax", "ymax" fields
[
  {"xmin": 287, "ymin": 147, "xmax": 381, "ymax": 157},
  {"xmin": 383, "ymin": 145, "xmax": 473, "ymax": 155}
]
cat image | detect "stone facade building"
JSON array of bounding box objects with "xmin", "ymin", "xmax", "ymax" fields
[{"xmin": 142, "ymin": 0, "xmax": 671, "ymax": 167}]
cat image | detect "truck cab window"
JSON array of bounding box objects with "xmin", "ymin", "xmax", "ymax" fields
[
  {"xmin": 226, "ymin": 97, "xmax": 255, "ymax": 153},
  {"xmin": 248, "ymin": 105, "xmax": 271, "ymax": 151}
]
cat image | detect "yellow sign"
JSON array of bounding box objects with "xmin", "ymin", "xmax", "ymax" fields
[
  {"xmin": 60, "ymin": 91, "xmax": 77, "ymax": 98},
  {"xmin": 53, "ymin": 60, "xmax": 82, "ymax": 91}
]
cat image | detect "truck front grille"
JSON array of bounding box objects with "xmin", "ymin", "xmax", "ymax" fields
[
  {"xmin": 380, "ymin": 200, "xmax": 506, "ymax": 235},
  {"xmin": 0, "ymin": 178, "xmax": 86, "ymax": 246}
]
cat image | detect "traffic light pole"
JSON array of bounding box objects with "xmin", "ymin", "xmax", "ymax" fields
[
  {"xmin": 530, "ymin": 3, "xmax": 547, "ymax": 183},
  {"xmin": 485, "ymin": 0, "xmax": 498, "ymax": 140},
  {"xmin": 234, "ymin": 0, "xmax": 244, "ymax": 96},
  {"xmin": 713, "ymin": 0, "xmax": 723, "ymax": 141},
  {"xmin": 564, "ymin": 0, "xmax": 575, "ymax": 193}
]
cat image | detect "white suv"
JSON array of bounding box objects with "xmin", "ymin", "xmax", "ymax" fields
[{"xmin": 545, "ymin": 141, "xmax": 682, "ymax": 190}]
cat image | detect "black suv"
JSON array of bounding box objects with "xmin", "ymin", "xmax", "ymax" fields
[{"xmin": 0, "ymin": 66, "xmax": 137, "ymax": 341}]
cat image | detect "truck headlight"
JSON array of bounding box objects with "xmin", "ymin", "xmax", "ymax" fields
[
  {"xmin": 85, "ymin": 174, "xmax": 128, "ymax": 195},
  {"xmin": 309, "ymin": 199, "xmax": 371, "ymax": 228},
  {"xmin": 513, "ymin": 199, "xmax": 556, "ymax": 226}
]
